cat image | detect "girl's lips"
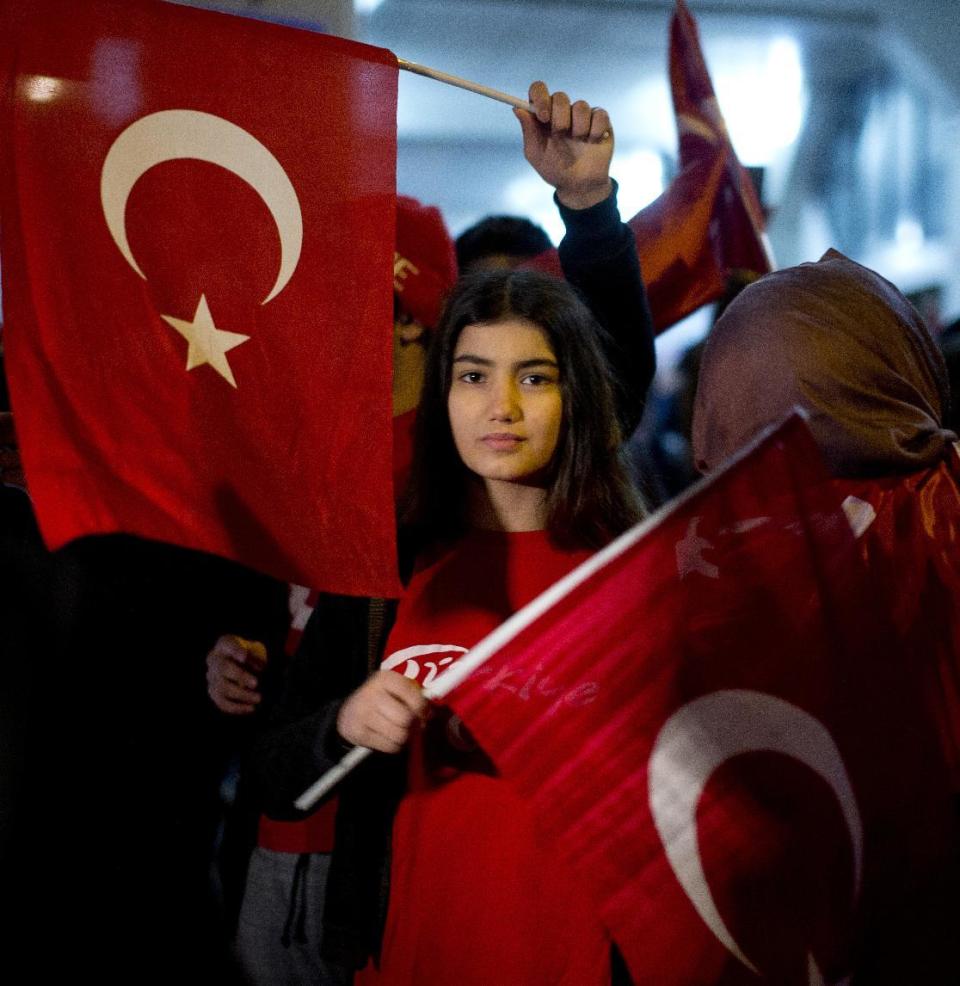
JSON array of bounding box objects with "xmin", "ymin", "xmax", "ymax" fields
[{"xmin": 480, "ymin": 433, "xmax": 526, "ymax": 450}]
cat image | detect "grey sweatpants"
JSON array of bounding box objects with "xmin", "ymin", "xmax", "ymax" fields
[{"xmin": 235, "ymin": 847, "xmax": 350, "ymax": 986}]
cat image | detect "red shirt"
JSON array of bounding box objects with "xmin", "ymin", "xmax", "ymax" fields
[{"xmin": 361, "ymin": 529, "xmax": 611, "ymax": 986}]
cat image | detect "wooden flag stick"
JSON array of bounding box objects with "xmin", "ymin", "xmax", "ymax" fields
[
  {"xmin": 294, "ymin": 63, "xmax": 531, "ymax": 817},
  {"xmin": 398, "ymin": 57, "xmax": 533, "ymax": 112}
]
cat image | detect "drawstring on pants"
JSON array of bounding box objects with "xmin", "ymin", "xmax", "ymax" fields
[{"xmin": 281, "ymin": 852, "xmax": 311, "ymax": 947}]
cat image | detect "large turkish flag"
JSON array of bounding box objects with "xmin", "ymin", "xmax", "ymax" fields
[
  {"xmin": 1, "ymin": 0, "xmax": 401, "ymax": 596},
  {"xmin": 442, "ymin": 415, "xmax": 957, "ymax": 983}
]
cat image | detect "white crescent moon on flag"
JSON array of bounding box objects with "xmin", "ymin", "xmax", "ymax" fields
[
  {"xmin": 648, "ymin": 689, "xmax": 863, "ymax": 976},
  {"xmin": 100, "ymin": 109, "xmax": 302, "ymax": 304}
]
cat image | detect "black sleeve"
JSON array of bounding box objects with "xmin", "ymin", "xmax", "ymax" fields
[
  {"xmin": 248, "ymin": 593, "xmax": 399, "ymax": 819},
  {"xmin": 556, "ymin": 180, "xmax": 656, "ymax": 438}
]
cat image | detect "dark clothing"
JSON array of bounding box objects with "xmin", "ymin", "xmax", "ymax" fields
[
  {"xmin": 1, "ymin": 525, "xmax": 288, "ymax": 980},
  {"xmin": 250, "ymin": 590, "xmax": 405, "ymax": 968},
  {"xmin": 555, "ymin": 183, "xmax": 655, "ymax": 438},
  {"xmin": 253, "ymin": 594, "xmax": 396, "ymax": 815}
]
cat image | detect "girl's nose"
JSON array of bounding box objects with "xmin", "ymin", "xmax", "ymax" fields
[{"xmin": 487, "ymin": 378, "xmax": 520, "ymax": 421}]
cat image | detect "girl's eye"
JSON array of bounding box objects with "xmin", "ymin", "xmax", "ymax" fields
[
  {"xmin": 458, "ymin": 371, "xmax": 484, "ymax": 384},
  {"xmin": 522, "ymin": 373, "xmax": 553, "ymax": 386}
]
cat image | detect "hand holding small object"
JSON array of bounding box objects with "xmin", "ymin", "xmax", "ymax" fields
[{"xmin": 205, "ymin": 634, "xmax": 267, "ymax": 715}]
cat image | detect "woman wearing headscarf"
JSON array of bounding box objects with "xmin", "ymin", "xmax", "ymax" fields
[
  {"xmin": 691, "ymin": 249, "xmax": 960, "ymax": 981},
  {"xmin": 693, "ymin": 248, "xmax": 960, "ymax": 778}
]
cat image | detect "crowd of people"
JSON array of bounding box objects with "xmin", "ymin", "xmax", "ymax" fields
[{"xmin": 3, "ymin": 75, "xmax": 960, "ymax": 986}]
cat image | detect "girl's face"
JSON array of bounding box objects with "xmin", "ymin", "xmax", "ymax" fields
[{"xmin": 447, "ymin": 318, "xmax": 562, "ymax": 488}]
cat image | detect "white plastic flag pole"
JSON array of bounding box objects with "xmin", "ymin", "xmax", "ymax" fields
[
  {"xmin": 294, "ymin": 745, "xmax": 373, "ymax": 809},
  {"xmin": 397, "ymin": 58, "xmax": 533, "ymax": 112}
]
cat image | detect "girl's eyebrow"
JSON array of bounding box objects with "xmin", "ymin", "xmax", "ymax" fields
[
  {"xmin": 516, "ymin": 358, "xmax": 559, "ymax": 370},
  {"xmin": 452, "ymin": 355, "xmax": 559, "ymax": 370},
  {"xmin": 453, "ymin": 354, "xmax": 493, "ymax": 365}
]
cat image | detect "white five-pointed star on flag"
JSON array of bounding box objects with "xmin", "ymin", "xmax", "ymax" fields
[{"xmin": 161, "ymin": 294, "xmax": 249, "ymax": 388}]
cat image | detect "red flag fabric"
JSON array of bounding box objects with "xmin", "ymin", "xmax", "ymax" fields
[
  {"xmin": 441, "ymin": 415, "xmax": 956, "ymax": 983},
  {"xmin": 640, "ymin": 0, "xmax": 772, "ymax": 328},
  {"xmin": 834, "ymin": 449, "xmax": 960, "ymax": 788},
  {"xmin": 1, "ymin": 0, "xmax": 401, "ymax": 596},
  {"xmin": 529, "ymin": 0, "xmax": 772, "ymax": 331}
]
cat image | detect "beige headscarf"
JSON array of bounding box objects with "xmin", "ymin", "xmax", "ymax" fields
[{"xmin": 693, "ymin": 249, "xmax": 955, "ymax": 477}]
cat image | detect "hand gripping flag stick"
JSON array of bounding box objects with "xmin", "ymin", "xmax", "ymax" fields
[{"xmin": 292, "ymin": 415, "xmax": 801, "ymax": 813}]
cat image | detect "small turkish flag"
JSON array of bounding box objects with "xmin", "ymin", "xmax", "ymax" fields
[
  {"xmin": 1, "ymin": 0, "xmax": 401, "ymax": 596},
  {"xmin": 443, "ymin": 415, "xmax": 956, "ymax": 983},
  {"xmin": 635, "ymin": 0, "xmax": 771, "ymax": 327}
]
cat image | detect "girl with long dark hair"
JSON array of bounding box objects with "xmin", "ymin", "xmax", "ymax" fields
[
  {"xmin": 341, "ymin": 268, "xmax": 643, "ymax": 985},
  {"xmin": 248, "ymin": 84, "xmax": 654, "ymax": 982}
]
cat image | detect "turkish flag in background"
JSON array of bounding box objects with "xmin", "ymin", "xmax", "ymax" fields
[
  {"xmin": 1, "ymin": 0, "xmax": 401, "ymax": 596},
  {"xmin": 530, "ymin": 0, "xmax": 773, "ymax": 332},
  {"xmin": 443, "ymin": 415, "xmax": 957, "ymax": 983},
  {"xmin": 632, "ymin": 0, "xmax": 772, "ymax": 328}
]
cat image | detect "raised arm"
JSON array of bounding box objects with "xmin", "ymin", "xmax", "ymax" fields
[{"xmin": 516, "ymin": 82, "xmax": 656, "ymax": 437}]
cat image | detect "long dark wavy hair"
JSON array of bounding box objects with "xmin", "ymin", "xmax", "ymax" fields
[{"xmin": 401, "ymin": 269, "xmax": 643, "ymax": 550}]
